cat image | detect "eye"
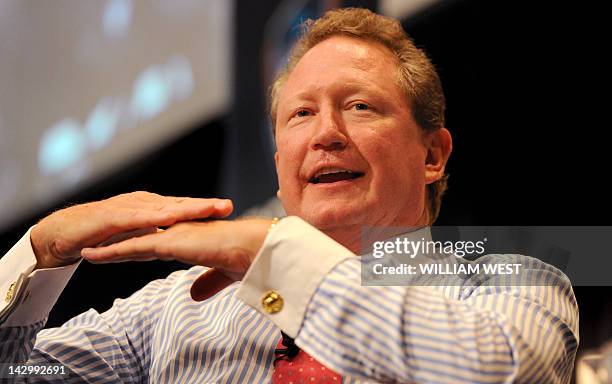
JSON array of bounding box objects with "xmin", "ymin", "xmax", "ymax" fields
[
  {"xmin": 295, "ymin": 109, "xmax": 311, "ymax": 118},
  {"xmin": 353, "ymin": 103, "xmax": 370, "ymax": 111}
]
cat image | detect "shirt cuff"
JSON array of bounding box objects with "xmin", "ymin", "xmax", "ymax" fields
[
  {"xmin": 0, "ymin": 227, "xmax": 80, "ymax": 327},
  {"xmin": 236, "ymin": 216, "xmax": 354, "ymax": 337}
]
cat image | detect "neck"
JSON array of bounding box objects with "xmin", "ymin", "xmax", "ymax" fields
[{"xmin": 322, "ymin": 207, "xmax": 431, "ymax": 254}]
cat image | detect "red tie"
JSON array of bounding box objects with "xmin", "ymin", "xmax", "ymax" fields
[{"xmin": 272, "ymin": 332, "xmax": 342, "ymax": 383}]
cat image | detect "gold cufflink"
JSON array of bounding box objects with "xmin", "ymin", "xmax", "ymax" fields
[
  {"xmin": 5, "ymin": 282, "xmax": 16, "ymax": 303},
  {"xmin": 261, "ymin": 290, "xmax": 283, "ymax": 314}
]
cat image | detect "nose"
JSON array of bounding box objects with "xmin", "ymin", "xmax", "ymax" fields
[{"xmin": 310, "ymin": 108, "xmax": 348, "ymax": 151}]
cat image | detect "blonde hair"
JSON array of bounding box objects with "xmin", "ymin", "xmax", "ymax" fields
[{"xmin": 270, "ymin": 7, "xmax": 448, "ymax": 223}]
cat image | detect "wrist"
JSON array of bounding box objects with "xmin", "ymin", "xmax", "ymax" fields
[
  {"xmin": 249, "ymin": 217, "xmax": 279, "ymax": 261},
  {"xmin": 30, "ymin": 225, "xmax": 76, "ymax": 270},
  {"xmin": 30, "ymin": 225, "xmax": 52, "ymax": 269},
  {"xmin": 232, "ymin": 217, "xmax": 281, "ymax": 266}
]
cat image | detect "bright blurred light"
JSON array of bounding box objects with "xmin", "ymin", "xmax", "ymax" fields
[
  {"xmin": 85, "ymin": 98, "xmax": 121, "ymax": 150},
  {"xmin": 103, "ymin": 0, "xmax": 132, "ymax": 38},
  {"xmin": 131, "ymin": 66, "xmax": 171, "ymax": 121},
  {"xmin": 39, "ymin": 119, "xmax": 87, "ymax": 175}
]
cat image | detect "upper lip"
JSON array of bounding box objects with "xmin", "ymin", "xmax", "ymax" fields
[{"xmin": 307, "ymin": 164, "xmax": 364, "ymax": 183}]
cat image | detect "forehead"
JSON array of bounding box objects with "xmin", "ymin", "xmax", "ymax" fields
[
  {"xmin": 278, "ymin": 36, "xmax": 402, "ymax": 104},
  {"xmin": 301, "ymin": 35, "xmax": 397, "ymax": 69}
]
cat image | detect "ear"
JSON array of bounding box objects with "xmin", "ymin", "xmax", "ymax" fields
[
  {"xmin": 274, "ymin": 151, "xmax": 283, "ymax": 201},
  {"xmin": 424, "ymin": 128, "xmax": 452, "ymax": 185}
]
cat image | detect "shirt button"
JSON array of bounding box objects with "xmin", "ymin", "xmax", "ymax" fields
[
  {"xmin": 5, "ymin": 282, "xmax": 16, "ymax": 303},
  {"xmin": 261, "ymin": 290, "xmax": 283, "ymax": 314}
]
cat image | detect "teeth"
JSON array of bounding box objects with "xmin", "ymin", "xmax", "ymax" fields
[
  {"xmin": 314, "ymin": 168, "xmax": 352, "ymax": 178},
  {"xmin": 309, "ymin": 167, "xmax": 363, "ymax": 184}
]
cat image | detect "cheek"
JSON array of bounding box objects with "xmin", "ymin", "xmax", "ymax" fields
[
  {"xmin": 276, "ymin": 156, "xmax": 296, "ymax": 188},
  {"xmin": 276, "ymin": 129, "xmax": 307, "ymax": 158},
  {"xmin": 367, "ymin": 136, "xmax": 427, "ymax": 190},
  {"xmin": 276, "ymin": 139, "xmax": 304, "ymax": 193}
]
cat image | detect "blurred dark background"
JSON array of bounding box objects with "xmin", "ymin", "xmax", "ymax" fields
[{"xmin": 1, "ymin": 0, "xmax": 609, "ymax": 379}]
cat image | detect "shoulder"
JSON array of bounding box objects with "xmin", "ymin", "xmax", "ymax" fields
[
  {"xmin": 472, "ymin": 253, "xmax": 573, "ymax": 288},
  {"xmin": 477, "ymin": 253, "xmax": 564, "ymax": 271}
]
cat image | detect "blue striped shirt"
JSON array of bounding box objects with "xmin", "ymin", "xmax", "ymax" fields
[{"xmin": 0, "ymin": 219, "xmax": 579, "ymax": 383}]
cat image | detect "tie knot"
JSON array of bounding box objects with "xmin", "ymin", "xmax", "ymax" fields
[
  {"xmin": 271, "ymin": 332, "xmax": 342, "ymax": 383},
  {"xmin": 275, "ymin": 332, "xmax": 300, "ymax": 360}
]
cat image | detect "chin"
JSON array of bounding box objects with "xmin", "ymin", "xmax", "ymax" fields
[{"xmin": 300, "ymin": 203, "xmax": 366, "ymax": 231}]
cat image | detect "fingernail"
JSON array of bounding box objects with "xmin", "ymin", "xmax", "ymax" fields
[{"xmin": 214, "ymin": 201, "xmax": 228, "ymax": 210}]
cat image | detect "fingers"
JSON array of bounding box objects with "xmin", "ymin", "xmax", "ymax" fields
[
  {"xmin": 106, "ymin": 196, "xmax": 233, "ymax": 231},
  {"xmin": 81, "ymin": 224, "xmax": 217, "ymax": 265},
  {"xmin": 98, "ymin": 227, "xmax": 159, "ymax": 247},
  {"xmin": 153, "ymin": 196, "xmax": 234, "ymax": 222},
  {"xmin": 190, "ymin": 268, "xmax": 235, "ymax": 302},
  {"xmin": 81, "ymin": 232, "xmax": 164, "ymax": 263}
]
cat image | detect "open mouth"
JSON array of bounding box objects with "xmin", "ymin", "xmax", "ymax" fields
[{"xmin": 309, "ymin": 170, "xmax": 365, "ymax": 184}]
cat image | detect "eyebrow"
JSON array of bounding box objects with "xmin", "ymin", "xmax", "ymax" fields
[{"xmin": 288, "ymin": 80, "xmax": 388, "ymax": 104}]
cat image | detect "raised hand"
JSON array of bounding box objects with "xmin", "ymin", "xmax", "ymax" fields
[{"xmin": 30, "ymin": 191, "xmax": 233, "ymax": 269}]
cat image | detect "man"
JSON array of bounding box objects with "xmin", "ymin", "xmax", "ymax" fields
[{"xmin": 0, "ymin": 8, "xmax": 577, "ymax": 383}]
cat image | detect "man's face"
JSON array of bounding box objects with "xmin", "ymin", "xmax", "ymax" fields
[{"xmin": 274, "ymin": 36, "xmax": 429, "ymax": 231}]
